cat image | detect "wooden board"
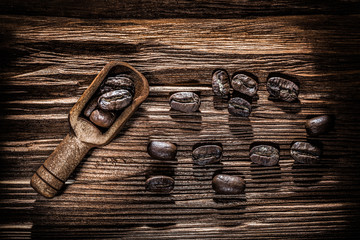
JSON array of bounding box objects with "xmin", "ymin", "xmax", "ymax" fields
[
  {"xmin": 0, "ymin": 14, "xmax": 360, "ymax": 239},
  {"xmin": 1, "ymin": 0, "xmax": 360, "ymax": 18}
]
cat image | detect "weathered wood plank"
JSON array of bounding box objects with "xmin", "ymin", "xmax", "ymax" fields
[
  {"xmin": 1, "ymin": 0, "xmax": 360, "ymax": 19},
  {"xmin": 1, "ymin": 14, "xmax": 360, "ymax": 239}
]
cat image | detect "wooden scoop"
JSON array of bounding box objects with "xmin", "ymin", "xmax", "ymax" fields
[{"xmin": 30, "ymin": 61, "xmax": 149, "ymax": 198}]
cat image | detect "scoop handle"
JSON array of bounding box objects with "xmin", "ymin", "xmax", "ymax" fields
[{"xmin": 30, "ymin": 132, "xmax": 93, "ymax": 198}]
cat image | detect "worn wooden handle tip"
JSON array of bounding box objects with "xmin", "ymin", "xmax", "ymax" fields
[
  {"xmin": 30, "ymin": 133, "xmax": 93, "ymax": 198},
  {"xmin": 30, "ymin": 173, "xmax": 59, "ymax": 198}
]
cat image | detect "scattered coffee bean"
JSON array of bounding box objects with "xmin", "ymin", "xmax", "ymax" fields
[
  {"xmin": 291, "ymin": 141, "xmax": 321, "ymax": 164},
  {"xmin": 228, "ymin": 97, "xmax": 251, "ymax": 117},
  {"xmin": 89, "ymin": 109, "xmax": 116, "ymax": 128},
  {"xmin": 169, "ymin": 92, "xmax": 201, "ymax": 112},
  {"xmin": 98, "ymin": 89, "xmax": 133, "ymax": 111},
  {"xmin": 145, "ymin": 175, "xmax": 175, "ymax": 193},
  {"xmin": 100, "ymin": 74, "xmax": 135, "ymax": 95},
  {"xmin": 250, "ymin": 145, "xmax": 280, "ymax": 166},
  {"xmin": 212, "ymin": 174, "xmax": 245, "ymax": 194},
  {"xmin": 266, "ymin": 76, "xmax": 299, "ymax": 102},
  {"xmin": 306, "ymin": 115, "xmax": 333, "ymax": 136},
  {"xmin": 212, "ymin": 70, "xmax": 230, "ymax": 98},
  {"xmin": 84, "ymin": 97, "xmax": 98, "ymax": 117},
  {"xmin": 231, "ymin": 73, "xmax": 258, "ymax": 97},
  {"xmin": 147, "ymin": 141, "xmax": 177, "ymax": 160},
  {"xmin": 192, "ymin": 145, "xmax": 222, "ymax": 165}
]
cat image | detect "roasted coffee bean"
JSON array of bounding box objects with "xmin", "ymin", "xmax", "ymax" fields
[
  {"xmin": 145, "ymin": 175, "xmax": 175, "ymax": 193},
  {"xmin": 84, "ymin": 97, "xmax": 98, "ymax": 117},
  {"xmin": 306, "ymin": 115, "xmax": 332, "ymax": 136},
  {"xmin": 89, "ymin": 109, "xmax": 116, "ymax": 128},
  {"xmin": 100, "ymin": 74, "xmax": 135, "ymax": 95},
  {"xmin": 250, "ymin": 145, "xmax": 279, "ymax": 166},
  {"xmin": 266, "ymin": 77, "xmax": 299, "ymax": 102},
  {"xmin": 192, "ymin": 145, "xmax": 222, "ymax": 165},
  {"xmin": 291, "ymin": 141, "xmax": 321, "ymax": 164},
  {"xmin": 147, "ymin": 141, "xmax": 177, "ymax": 160},
  {"xmin": 228, "ymin": 97, "xmax": 251, "ymax": 117},
  {"xmin": 212, "ymin": 174, "xmax": 245, "ymax": 194},
  {"xmin": 98, "ymin": 89, "xmax": 133, "ymax": 111},
  {"xmin": 169, "ymin": 92, "xmax": 200, "ymax": 112},
  {"xmin": 231, "ymin": 73, "xmax": 258, "ymax": 97},
  {"xmin": 212, "ymin": 70, "xmax": 230, "ymax": 98}
]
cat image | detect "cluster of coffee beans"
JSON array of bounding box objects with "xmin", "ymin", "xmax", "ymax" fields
[
  {"xmin": 145, "ymin": 141, "xmax": 246, "ymax": 194},
  {"xmin": 247, "ymin": 117, "xmax": 332, "ymax": 166},
  {"xmin": 83, "ymin": 74, "xmax": 135, "ymax": 128},
  {"xmin": 168, "ymin": 70, "xmax": 300, "ymax": 116},
  {"xmin": 214, "ymin": 70, "xmax": 257, "ymax": 117},
  {"xmin": 290, "ymin": 115, "xmax": 333, "ymax": 164},
  {"xmin": 192, "ymin": 144, "xmax": 246, "ymax": 194},
  {"xmin": 212, "ymin": 70, "xmax": 331, "ymax": 166},
  {"xmin": 145, "ymin": 70, "xmax": 333, "ymax": 195},
  {"xmin": 214, "ymin": 70, "xmax": 299, "ymax": 116},
  {"xmin": 145, "ymin": 141, "xmax": 177, "ymax": 193}
]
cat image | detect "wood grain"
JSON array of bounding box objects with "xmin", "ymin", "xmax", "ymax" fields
[
  {"xmin": 1, "ymin": 14, "xmax": 360, "ymax": 239},
  {"xmin": 1, "ymin": 0, "xmax": 360, "ymax": 18}
]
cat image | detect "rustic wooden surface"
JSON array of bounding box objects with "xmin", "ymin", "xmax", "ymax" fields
[
  {"xmin": 1, "ymin": 0, "xmax": 360, "ymax": 18},
  {"xmin": 0, "ymin": 10, "xmax": 360, "ymax": 239}
]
